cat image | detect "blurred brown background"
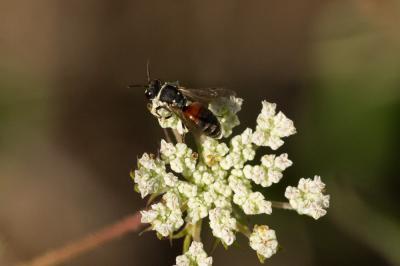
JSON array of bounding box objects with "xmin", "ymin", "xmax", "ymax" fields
[{"xmin": 1, "ymin": 0, "xmax": 399, "ymax": 265}]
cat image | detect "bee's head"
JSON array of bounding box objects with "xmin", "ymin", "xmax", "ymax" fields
[{"xmin": 145, "ymin": 79, "xmax": 161, "ymax": 100}]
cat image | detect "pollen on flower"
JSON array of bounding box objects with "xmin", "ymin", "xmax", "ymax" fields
[
  {"xmin": 174, "ymin": 241, "xmax": 213, "ymax": 266},
  {"xmin": 249, "ymin": 225, "xmax": 278, "ymax": 260},
  {"xmin": 201, "ymin": 137, "xmax": 229, "ymax": 168},
  {"xmin": 285, "ymin": 176, "xmax": 330, "ymax": 220}
]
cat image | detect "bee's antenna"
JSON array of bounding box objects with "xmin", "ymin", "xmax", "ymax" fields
[
  {"xmin": 146, "ymin": 59, "xmax": 151, "ymax": 82},
  {"xmin": 126, "ymin": 60, "xmax": 150, "ymax": 89},
  {"xmin": 127, "ymin": 84, "xmax": 143, "ymax": 89}
]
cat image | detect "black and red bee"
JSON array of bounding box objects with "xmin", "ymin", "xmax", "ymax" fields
[{"xmin": 138, "ymin": 63, "xmax": 235, "ymax": 139}]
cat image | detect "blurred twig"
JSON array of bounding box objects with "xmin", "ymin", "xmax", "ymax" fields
[{"xmin": 18, "ymin": 212, "xmax": 142, "ymax": 266}]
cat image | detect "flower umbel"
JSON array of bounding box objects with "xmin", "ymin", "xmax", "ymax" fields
[
  {"xmin": 285, "ymin": 175, "xmax": 330, "ymax": 220},
  {"xmin": 132, "ymin": 93, "xmax": 330, "ymax": 265},
  {"xmin": 209, "ymin": 208, "xmax": 237, "ymax": 246},
  {"xmin": 249, "ymin": 225, "xmax": 278, "ymax": 261},
  {"xmin": 140, "ymin": 192, "xmax": 184, "ymax": 237},
  {"xmin": 252, "ymin": 101, "xmax": 296, "ymax": 150}
]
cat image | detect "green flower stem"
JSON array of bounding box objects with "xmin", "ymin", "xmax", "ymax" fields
[
  {"xmin": 236, "ymin": 222, "xmax": 251, "ymax": 238},
  {"xmin": 183, "ymin": 234, "xmax": 192, "ymax": 253},
  {"xmin": 192, "ymin": 220, "xmax": 203, "ymax": 242},
  {"xmin": 171, "ymin": 224, "xmax": 189, "ymax": 239},
  {"xmin": 271, "ymin": 201, "xmax": 293, "ymax": 210}
]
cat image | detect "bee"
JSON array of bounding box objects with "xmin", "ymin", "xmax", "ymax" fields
[{"xmin": 138, "ymin": 62, "xmax": 235, "ymax": 138}]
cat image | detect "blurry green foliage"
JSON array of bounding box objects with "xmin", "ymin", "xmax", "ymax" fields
[{"xmin": 293, "ymin": 7, "xmax": 400, "ymax": 265}]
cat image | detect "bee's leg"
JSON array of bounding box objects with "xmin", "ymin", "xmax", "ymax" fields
[
  {"xmin": 162, "ymin": 128, "xmax": 173, "ymax": 143},
  {"xmin": 147, "ymin": 103, "xmax": 162, "ymax": 118},
  {"xmin": 181, "ymin": 130, "xmax": 186, "ymax": 142},
  {"xmin": 155, "ymin": 106, "xmax": 172, "ymax": 119}
]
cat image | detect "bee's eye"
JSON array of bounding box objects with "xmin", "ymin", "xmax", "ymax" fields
[
  {"xmin": 145, "ymin": 89, "xmax": 154, "ymax": 99},
  {"xmin": 145, "ymin": 80, "xmax": 161, "ymax": 100}
]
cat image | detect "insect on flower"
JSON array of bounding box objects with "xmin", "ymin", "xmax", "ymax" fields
[
  {"xmin": 130, "ymin": 65, "xmax": 330, "ymax": 265},
  {"xmin": 130, "ymin": 62, "xmax": 236, "ymax": 138}
]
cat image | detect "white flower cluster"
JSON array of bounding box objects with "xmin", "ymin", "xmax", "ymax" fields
[
  {"xmin": 243, "ymin": 153, "xmax": 292, "ymax": 187},
  {"xmin": 141, "ymin": 192, "xmax": 184, "ymax": 237},
  {"xmin": 252, "ymin": 101, "xmax": 296, "ymax": 150},
  {"xmin": 174, "ymin": 241, "xmax": 213, "ymax": 266},
  {"xmin": 209, "ymin": 96, "xmax": 243, "ymax": 138},
  {"xmin": 249, "ymin": 225, "xmax": 278, "ymax": 260},
  {"xmin": 229, "ymin": 169, "xmax": 272, "ymax": 215},
  {"xmin": 285, "ymin": 176, "xmax": 330, "ymax": 220},
  {"xmin": 220, "ymin": 128, "xmax": 256, "ymax": 170},
  {"xmin": 186, "ymin": 165, "xmax": 232, "ymax": 225},
  {"xmin": 133, "ymin": 153, "xmax": 177, "ymax": 198},
  {"xmin": 209, "ymin": 208, "xmax": 237, "ymax": 246},
  {"xmin": 133, "ymin": 98, "xmax": 330, "ymax": 265},
  {"xmin": 201, "ymin": 138, "xmax": 229, "ymax": 169},
  {"xmin": 160, "ymin": 140, "xmax": 197, "ymax": 178}
]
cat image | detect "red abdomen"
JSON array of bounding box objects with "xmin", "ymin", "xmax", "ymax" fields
[{"xmin": 182, "ymin": 102, "xmax": 221, "ymax": 138}]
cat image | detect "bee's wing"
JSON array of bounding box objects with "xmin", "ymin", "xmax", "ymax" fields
[{"xmin": 178, "ymin": 87, "xmax": 236, "ymax": 104}]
